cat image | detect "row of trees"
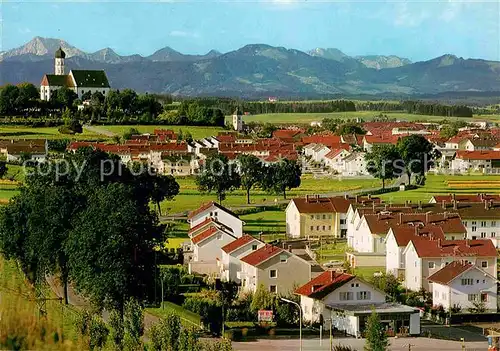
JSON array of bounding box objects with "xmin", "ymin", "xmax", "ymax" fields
[
  {"xmin": 0, "ymin": 149, "xmax": 179, "ymax": 337},
  {"xmin": 401, "ymin": 100, "xmax": 473, "ymax": 117},
  {"xmin": 365, "ymin": 135, "xmax": 436, "ymax": 187},
  {"xmin": 161, "ymin": 101, "xmax": 225, "ymax": 126},
  {"xmin": 196, "ymin": 154, "xmax": 301, "ymax": 204}
]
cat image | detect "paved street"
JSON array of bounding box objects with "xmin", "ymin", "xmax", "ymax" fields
[{"xmin": 233, "ymin": 337, "xmax": 488, "ymax": 351}]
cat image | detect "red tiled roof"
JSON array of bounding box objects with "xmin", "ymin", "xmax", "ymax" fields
[
  {"xmin": 191, "ymin": 227, "xmax": 219, "ymax": 245},
  {"xmin": 240, "ymin": 244, "xmax": 283, "ymax": 266},
  {"xmin": 273, "ymin": 129, "xmax": 302, "ymax": 139},
  {"xmin": 221, "ymin": 234, "xmax": 258, "ymax": 254},
  {"xmin": 364, "ymin": 135, "xmax": 400, "ymax": 145},
  {"xmin": 390, "ymin": 226, "xmax": 445, "ymax": 247},
  {"xmin": 325, "ymin": 149, "xmax": 347, "ymax": 159},
  {"xmin": 188, "ymin": 217, "xmax": 216, "ymax": 235},
  {"xmin": 295, "ymin": 271, "xmax": 355, "ymax": 299},
  {"xmin": 456, "ymin": 150, "xmax": 500, "ymax": 160},
  {"xmin": 427, "ymin": 261, "xmax": 473, "ymax": 285},
  {"xmin": 432, "ymin": 194, "xmax": 500, "ymax": 203},
  {"xmin": 410, "ymin": 239, "xmax": 497, "ymax": 258},
  {"xmin": 301, "ymin": 135, "xmax": 342, "ymax": 145},
  {"xmin": 292, "ymin": 196, "xmax": 381, "ymax": 214}
]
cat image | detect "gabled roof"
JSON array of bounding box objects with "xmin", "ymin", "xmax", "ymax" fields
[
  {"xmin": 187, "ymin": 201, "xmax": 241, "ymax": 220},
  {"xmin": 427, "ymin": 261, "xmax": 474, "ymax": 285},
  {"xmin": 389, "ymin": 226, "xmax": 445, "ymax": 247},
  {"xmin": 240, "ymin": 244, "xmax": 284, "ymax": 266},
  {"xmin": 295, "ymin": 271, "xmax": 355, "ymax": 300},
  {"xmin": 221, "ymin": 234, "xmax": 259, "ymax": 254},
  {"xmin": 188, "ymin": 217, "xmax": 216, "ymax": 235},
  {"xmin": 291, "ymin": 195, "xmax": 380, "ymax": 214},
  {"xmin": 191, "ymin": 227, "xmax": 222, "ymax": 245},
  {"xmin": 41, "ymin": 74, "xmax": 74, "ymax": 87},
  {"xmin": 70, "ymin": 70, "xmax": 110, "ymax": 88},
  {"xmin": 431, "ymin": 194, "xmax": 500, "ymax": 203},
  {"xmin": 456, "ymin": 150, "xmax": 500, "ymax": 160},
  {"xmin": 409, "ymin": 239, "xmax": 497, "ymax": 258}
]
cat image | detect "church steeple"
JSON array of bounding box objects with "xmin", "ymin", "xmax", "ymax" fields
[{"xmin": 55, "ymin": 47, "xmax": 65, "ymax": 75}]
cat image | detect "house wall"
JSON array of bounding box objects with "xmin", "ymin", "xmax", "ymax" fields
[
  {"xmin": 385, "ymin": 232, "xmax": 402, "ymax": 275},
  {"xmin": 192, "ymin": 232, "xmax": 234, "ymax": 262},
  {"xmin": 255, "ymin": 252, "xmax": 311, "ymax": 295},
  {"xmin": 329, "ymin": 311, "xmax": 359, "ymax": 337},
  {"xmin": 301, "ymin": 212, "xmax": 338, "ymax": 238},
  {"xmin": 404, "ymin": 244, "xmax": 423, "ymax": 291},
  {"xmin": 286, "ymin": 201, "xmax": 301, "ymax": 238},
  {"xmin": 221, "ymin": 240, "xmax": 265, "ymax": 283},
  {"xmin": 323, "ymin": 278, "xmax": 386, "ymax": 306},
  {"xmin": 462, "ymin": 217, "xmax": 500, "ymax": 247},
  {"xmin": 190, "ymin": 205, "xmax": 243, "ymax": 238},
  {"xmin": 300, "ymin": 296, "xmax": 326, "ymax": 324}
]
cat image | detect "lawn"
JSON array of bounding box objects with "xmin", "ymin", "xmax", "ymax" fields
[
  {"xmin": 354, "ymin": 266, "xmax": 385, "ymax": 280},
  {"xmin": 380, "ymin": 174, "xmax": 500, "ymax": 203},
  {"xmin": 227, "ymin": 111, "xmax": 500, "ymax": 124},
  {"xmin": 146, "ymin": 301, "xmax": 202, "ymax": 329},
  {"xmin": 239, "ymin": 210, "xmax": 286, "ymax": 236},
  {"xmin": 0, "ymin": 126, "xmax": 103, "ymax": 140},
  {"xmin": 161, "ymin": 175, "xmax": 381, "ymax": 215},
  {"xmin": 99, "ymin": 125, "xmax": 225, "ymax": 140},
  {"xmin": 315, "ymin": 241, "xmax": 347, "ymax": 264}
]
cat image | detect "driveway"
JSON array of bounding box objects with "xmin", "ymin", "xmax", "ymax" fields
[{"xmin": 233, "ymin": 336, "xmax": 487, "ymax": 351}]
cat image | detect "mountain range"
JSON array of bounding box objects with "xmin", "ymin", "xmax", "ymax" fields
[{"xmin": 1, "ymin": 37, "xmax": 499, "ymax": 97}]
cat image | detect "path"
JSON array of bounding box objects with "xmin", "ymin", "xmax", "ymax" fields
[
  {"xmin": 232, "ymin": 336, "xmax": 488, "ymax": 351},
  {"xmin": 84, "ymin": 125, "xmax": 117, "ymax": 137}
]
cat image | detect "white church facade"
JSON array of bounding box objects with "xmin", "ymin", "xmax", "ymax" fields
[{"xmin": 40, "ymin": 47, "xmax": 111, "ymax": 101}]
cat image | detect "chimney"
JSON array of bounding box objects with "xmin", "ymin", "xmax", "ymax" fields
[
  {"xmin": 355, "ymin": 195, "xmax": 359, "ymax": 203},
  {"xmin": 399, "ymin": 213, "xmax": 403, "ymax": 225},
  {"xmin": 415, "ymin": 226, "xmax": 419, "ymax": 236},
  {"xmin": 485, "ymin": 199, "xmax": 489, "ymax": 210},
  {"xmin": 378, "ymin": 213, "xmax": 380, "ymax": 220},
  {"xmin": 344, "ymin": 194, "xmax": 348, "ymax": 200},
  {"xmin": 306, "ymin": 194, "xmax": 310, "ymax": 203},
  {"xmin": 372, "ymin": 202, "xmax": 375, "ymax": 212},
  {"xmin": 437, "ymin": 238, "xmax": 442, "ymax": 248},
  {"xmin": 452, "ymin": 193, "xmax": 456, "ymax": 201},
  {"xmin": 426, "ymin": 212, "xmax": 429, "ymax": 223},
  {"xmin": 288, "ymin": 245, "xmax": 292, "ymax": 253},
  {"xmin": 384, "ymin": 204, "xmax": 388, "ymax": 211},
  {"xmin": 442, "ymin": 200, "xmax": 446, "ymax": 210},
  {"xmin": 465, "ymin": 240, "xmax": 470, "ymax": 248},
  {"xmin": 480, "ymin": 193, "xmax": 484, "ymax": 201},
  {"xmin": 444, "ymin": 211, "xmax": 448, "ymax": 219},
  {"xmin": 282, "ymin": 242, "xmax": 286, "ymax": 249},
  {"xmin": 418, "ymin": 200, "xmax": 422, "ymax": 210},
  {"xmin": 368, "ymin": 194, "xmax": 372, "ymax": 200},
  {"xmin": 453, "ymin": 200, "xmax": 458, "ymax": 210}
]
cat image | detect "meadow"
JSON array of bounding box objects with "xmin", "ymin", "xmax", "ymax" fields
[
  {"xmin": 0, "ymin": 126, "xmax": 103, "ymax": 140},
  {"xmin": 99, "ymin": 125, "xmax": 224, "ymax": 139}
]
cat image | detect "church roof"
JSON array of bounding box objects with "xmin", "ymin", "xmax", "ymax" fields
[
  {"xmin": 41, "ymin": 74, "xmax": 74, "ymax": 87},
  {"xmin": 70, "ymin": 70, "xmax": 110, "ymax": 88},
  {"xmin": 55, "ymin": 47, "xmax": 66, "ymax": 59}
]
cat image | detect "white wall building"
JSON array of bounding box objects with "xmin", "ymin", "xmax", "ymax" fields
[
  {"xmin": 219, "ymin": 234, "xmax": 265, "ymax": 283},
  {"xmin": 187, "ymin": 202, "xmax": 244, "ymax": 238}
]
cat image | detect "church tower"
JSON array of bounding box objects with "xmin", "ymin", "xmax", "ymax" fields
[
  {"xmin": 55, "ymin": 47, "xmax": 66, "ymax": 75},
  {"xmin": 232, "ymin": 107, "xmax": 243, "ymax": 131}
]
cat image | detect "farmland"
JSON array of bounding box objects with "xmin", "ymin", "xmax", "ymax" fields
[
  {"xmin": 0, "ymin": 126, "xmax": 103, "ymax": 140},
  {"xmin": 98, "ymin": 125, "xmax": 225, "ymax": 139}
]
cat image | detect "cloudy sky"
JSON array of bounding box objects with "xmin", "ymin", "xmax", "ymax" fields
[{"xmin": 2, "ymin": 0, "xmax": 499, "ymax": 61}]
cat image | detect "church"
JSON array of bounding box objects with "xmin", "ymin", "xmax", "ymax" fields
[{"xmin": 40, "ymin": 47, "xmax": 111, "ymax": 101}]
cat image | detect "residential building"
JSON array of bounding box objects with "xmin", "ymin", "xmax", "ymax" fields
[
  {"xmin": 239, "ymin": 244, "xmax": 311, "ymax": 295},
  {"xmin": 219, "ymin": 234, "xmax": 265, "ymax": 282},
  {"xmin": 295, "ymin": 271, "xmax": 420, "ymax": 337},
  {"xmin": 451, "ymin": 151, "xmax": 500, "ymax": 174},
  {"xmin": 403, "ymin": 239, "xmax": 497, "ymax": 292},
  {"xmin": 428, "ymin": 261, "xmax": 497, "ymax": 312},
  {"xmin": 188, "ymin": 202, "xmax": 244, "ymax": 238}
]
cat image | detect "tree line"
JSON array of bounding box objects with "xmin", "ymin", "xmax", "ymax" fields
[{"xmin": 401, "ymin": 100, "xmax": 473, "ymax": 117}]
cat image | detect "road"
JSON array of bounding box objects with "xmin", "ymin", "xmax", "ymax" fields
[
  {"xmin": 232, "ymin": 337, "xmax": 488, "ymax": 351},
  {"xmin": 84, "ymin": 125, "xmax": 117, "ymax": 137}
]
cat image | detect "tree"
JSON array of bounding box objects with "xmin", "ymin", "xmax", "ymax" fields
[
  {"xmin": 237, "ymin": 154, "xmax": 264, "ymax": 204},
  {"xmin": 123, "ymin": 298, "xmax": 144, "ymax": 349},
  {"xmin": 16, "ymin": 83, "xmax": 39, "ymax": 110},
  {"xmin": 439, "ymin": 124, "xmax": 459, "ymax": 139},
  {"xmin": 261, "ymin": 159, "xmax": 301, "ymax": 199},
  {"xmin": 364, "ymin": 309, "xmax": 389, "ymax": 351},
  {"xmin": 149, "ymin": 174, "xmax": 180, "ymax": 216},
  {"xmin": 397, "ymin": 135, "xmax": 435, "ymax": 185},
  {"xmin": 54, "ymin": 87, "xmax": 78, "ymax": 110},
  {"xmin": 196, "ymin": 154, "xmax": 241, "ymax": 203},
  {"xmin": 336, "ymin": 123, "xmax": 366, "ymax": 136},
  {"xmin": 109, "ymin": 309, "xmax": 125, "ymax": 350},
  {"xmin": 365, "ymin": 144, "xmax": 402, "ymax": 189},
  {"xmin": 123, "ymin": 127, "xmax": 140, "ymax": 140},
  {"xmin": 250, "ymin": 284, "xmax": 274, "ymax": 312},
  {"xmin": 0, "ymin": 84, "xmax": 20, "ymax": 115}
]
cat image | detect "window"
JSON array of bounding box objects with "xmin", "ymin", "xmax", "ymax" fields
[
  {"xmin": 481, "ymin": 293, "xmax": 488, "ymax": 302},
  {"xmin": 316, "ymin": 226, "xmax": 320, "ymax": 231},
  {"xmin": 481, "ymin": 232, "xmax": 487, "ymax": 238},
  {"xmin": 328, "ymin": 226, "xmax": 331, "ymax": 231},
  {"xmin": 350, "ymin": 283, "xmax": 359, "ymax": 288},
  {"xmin": 339, "ymin": 292, "xmax": 354, "ymax": 301},
  {"xmin": 310, "ymin": 226, "xmax": 314, "ymax": 231},
  {"xmin": 214, "ymin": 211, "xmax": 218, "ymax": 217},
  {"xmin": 492, "ymin": 221, "xmax": 497, "ymax": 227},
  {"xmin": 269, "ymin": 270, "xmax": 277, "ymax": 278},
  {"xmin": 492, "ymin": 233, "xmax": 497, "ymax": 238},
  {"xmin": 322, "ymin": 226, "xmax": 326, "ymax": 231},
  {"xmin": 472, "ymin": 226, "xmax": 477, "ymax": 232},
  {"xmin": 482, "ymin": 261, "xmax": 488, "ymax": 268},
  {"xmin": 481, "ymin": 221, "xmax": 486, "ymax": 227},
  {"xmin": 428, "ymin": 262, "xmax": 435, "ymax": 269},
  {"xmin": 280, "ymin": 254, "xmax": 287, "ymax": 263},
  {"xmin": 310, "ymin": 215, "xmax": 314, "ymax": 220},
  {"xmin": 340, "ymin": 219, "xmax": 346, "ymax": 225},
  {"xmin": 316, "ymin": 215, "xmax": 321, "ymax": 220},
  {"xmin": 468, "ymin": 294, "xmax": 479, "ymax": 302},
  {"xmin": 252, "ymin": 244, "xmax": 258, "ymax": 251},
  {"xmin": 357, "ymin": 291, "xmax": 371, "ymax": 300},
  {"xmin": 269, "ymin": 285, "xmax": 277, "ymax": 293},
  {"xmin": 464, "ymin": 221, "xmax": 468, "ymax": 227},
  {"xmin": 323, "ymin": 215, "xmax": 326, "ymax": 220},
  {"xmin": 472, "ymin": 221, "xmax": 477, "ymax": 226},
  {"xmin": 461, "ymin": 278, "xmax": 474, "ymax": 286}
]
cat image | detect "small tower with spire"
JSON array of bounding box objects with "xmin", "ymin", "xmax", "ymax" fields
[
  {"xmin": 232, "ymin": 107, "xmax": 243, "ymax": 131},
  {"xmin": 54, "ymin": 47, "xmax": 66, "ymax": 75}
]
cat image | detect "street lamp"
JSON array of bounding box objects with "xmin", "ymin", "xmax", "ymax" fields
[{"xmin": 281, "ymin": 297, "xmax": 302, "ymax": 351}]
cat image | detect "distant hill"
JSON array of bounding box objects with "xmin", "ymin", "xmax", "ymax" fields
[{"xmin": 1, "ymin": 37, "xmax": 499, "ymax": 97}]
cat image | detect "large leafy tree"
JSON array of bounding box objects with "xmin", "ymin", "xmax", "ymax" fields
[
  {"xmin": 397, "ymin": 135, "xmax": 435, "ymax": 185},
  {"xmin": 336, "ymin": 123, "xmax": 366, "ymax": 136},
  {"xmin": 262, "ymin": 159, "xmax": 301, "ymax": 199},
  {"xmin": 150, "ymin": 174, "xmax": 180, "ymax": 216},
  {"xmin": 237, "ymin": 154, "xmax": 264, "ymax": 204},
  {"xmin": 196, "ymin": 154, "xmax": 241, "ymax": 203},
  {"xmin": 365, "ymin": 144, "xmax": 402, "ymax": 189}
]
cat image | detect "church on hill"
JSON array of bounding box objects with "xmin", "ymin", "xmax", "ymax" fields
[{"xmin": 40, "ymin": 47, "xmax": 111, "ymax": 101}]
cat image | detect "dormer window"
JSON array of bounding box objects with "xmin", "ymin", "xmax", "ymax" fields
[{"xmin": 312, "ymin": 284, "xmax": 322, "ymax": 292}]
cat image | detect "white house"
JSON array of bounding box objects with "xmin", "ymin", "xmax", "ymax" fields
[
  {"xmin": 324, "ymin": 149, "xmax": 350, "ymax": 172},
  {"xmin": 188, "ymin": 202, "xmax": 244, "ymax": 238},
  {"xmin": 295, "ymin": 271, "xmax": 420, "ymax": 337},
  {"xmin": 428, "ymin": 261, "xmax": 497, "ymax": 312},
  {"xmin": 239, "ymin": 244, "xmax": 311, "ymax": 295},
  {"xmin": 403, "ymin": 238, "xmax": 498, "ymax": 292},
  {"xmin": 40, "ymin": 48, "xmax": 110, "ymax": 101},
  {"xmin": 451, "ymin": 151, "xmax": 500, "ymax": 174},
  {"xmin": 219, "ymin": 234, "xmax": 265, "ymax": 283},
  {"xmin": 341, "ymin": 152, "xmax": 369, "ymax": 176}
]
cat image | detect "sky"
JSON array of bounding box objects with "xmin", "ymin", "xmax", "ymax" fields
[{"xmin": 1, "ymin": 0, "xmax": 499, "ymax": 62}]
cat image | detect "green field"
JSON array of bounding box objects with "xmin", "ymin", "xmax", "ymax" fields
[
  {"xmin": 227, "ymin": 111, "xmax": 500, "ymax": 124},
  {"xmin": 380, "ymin": 174, "xmax": 500, "ymax": 203},
  {"xmin": 99, "ymin": 125, "xmax": 225, "ymax": 140},
  {"xmin": 0, "ymin": 126, "xmax": 103, "ymax": 140},
  {"xmin": 160, "ymin": 175, "xmax": 381, "ymax": 215}
]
